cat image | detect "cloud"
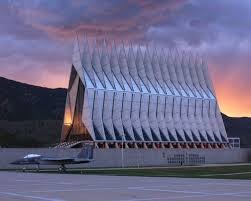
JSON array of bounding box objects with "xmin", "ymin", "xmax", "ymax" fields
[
  {"xmin": 0, "ymin": 52, "xmax": 70, "ymax": 88},
  {"xmin": 7, "ymin": 0, "xmax": 186, "ymax": 41},
  {"xmin": 1, "ymin": 0, "xmax": 251, "ymax": 116}
]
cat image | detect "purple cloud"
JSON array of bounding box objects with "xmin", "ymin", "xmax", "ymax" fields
[{"xmin": 0, "ymin": 0, "xmax": 250, "ymax": 116}]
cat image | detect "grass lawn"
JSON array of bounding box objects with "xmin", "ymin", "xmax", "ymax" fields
[
  {"xmin": 80, "ymin": 165, "xmax": 251, "ymax": 179},
  {"xmin": 12, "ymin": 164, "xmax": 251, "ymax": 180}
]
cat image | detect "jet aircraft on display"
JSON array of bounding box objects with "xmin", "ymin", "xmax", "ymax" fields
[{"xmin": 10, "ymin": 144, "xmax": 94, "ymax": 172}]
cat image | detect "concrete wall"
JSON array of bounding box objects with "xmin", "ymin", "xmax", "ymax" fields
[{"xmin": 0, "ymin": 148, "xmax": 251, "ymax": 169}]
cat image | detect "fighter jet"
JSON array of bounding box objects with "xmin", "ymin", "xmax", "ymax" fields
[{"xmin": 10, "ymin": 144, "xmax": 94, "ymax": 172}]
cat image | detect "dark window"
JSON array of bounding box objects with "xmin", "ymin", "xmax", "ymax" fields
[
  {"xmin": 103, "ymin": 124, "xmax": 113, "ymax": 140},
  {"xmin": 151, "ymin": 128, "xmax": 159, "ymax": 141},
  {"xmin": 68, "ymin": 65, "xmax": 78, "ymax": 90},
  {"xmin": 213, "ymin": 132, "xmax": 221, "ymax": 142},
  {"xmin": 168, "ymin": 130, "xmax": 176, "ymax": 142},
  {"xmin": 159, "ymin": 129, "xmax": 168, "ymax": 141},
  {"xmin": 123, "ymin": 126, "xmax": 133, "ymax": 141},
  {"xmin": 192, "ymin": 131, "xmax": 199, "ymax": 142},
  {"xmin": 142, "ymin": 128, "xmax": 151, "ymax": 141},
  {"xmin": 220, "ymin": 133, "xmax": 227, "ymax": 142},
  {"xmin": 93, "ymin": 124, "xmax": 103, "ymax": 140},
  {"xmin": 199, "ymin": 132, "xmax": 207, "ymax": 142},
  {"xmin": 176, "ymin": 130, "xmax": 184, "ymax": 142},
  {"xmin": 114, "ymin": 126, "xmax": 122, "ymax": 141},
  {"xmin": 184, "ymin": 131, "xmax": 192, "ymax": 142},
  {"xmin": 133, "ymin": 127, "xmax": 142, "ymax": 141},
  {"xmin": 207, "ymin": 132, "xmax": 214, "ymax": 142}
]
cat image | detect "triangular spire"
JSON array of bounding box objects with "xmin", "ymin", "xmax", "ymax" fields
[
  {"xmin": 91, "ymin": 39, "xmax": 106, "ymax": 88},
  {"xmin": 144, "ymin": 45, "xmax": 158, "ymax": 93},
  {"xmin": 152, "ymin": 46, "xmax": 167, "ymax": 94},
  {"xmin": 127, "ymin": 43, "xmax": 141, "ymax": 91},
  {"xmin": 100, "ymin": 39, "xmax": 115, "ymax": 88},
  {"xmin": 82, "ymin": 38, "xmax": 96, "ymax": 87},
  {"xmin": 135, "ymin": 45, "xmax": 150, "ymax": 92},
  {"xmin": 118, "ymin": 41, "xmax": 133, "ymax": 90},
  {"xmin": 110, "ymin": 40, "xmax": 124, "ymax": 89}
]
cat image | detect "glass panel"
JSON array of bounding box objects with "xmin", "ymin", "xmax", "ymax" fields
[
  {"xmin": 207, "ymin": 89, "xmax": 215, "ymax": 99},
  {"xmin": 131, "ymin": 79, "xmax": 140, "ymax": 92},
  {"xmin": 172, "ymin": 85, "xmax": 180, "ymax": 96},
  {"xmin": 156, "ymin": 81, "xmax": 165, "ymax": 95},
  {"xmin": 140, "ymin": 80, "xmax": 149, "ymax": 93},
  {"xmin": 122, "ymin": 76, "xmax": 131, "ymax": 91},
  {"xmin": 186, "ymin": 85, "xmax": 195, "ymax": 97},
  {"xmin": 194, "ymin": 88, "xmax": 203, "ymax": 98},
  {"xmin": 93, "ymin": 71, "xmax": 105, "ymax": 89},
  {"xmin": 201, "ymin": 87, "xmax": 209, "ymax": 99},
  {"xmin": 179, "ymin": 84, "xmax": 188, "ymax": 97},
  {"xmin": 103, "ymin": 73, "xmax": 114, "ymax": 90},
  {"xmin": 148, "ymin": 81, "xmax": 158, "ymax": 94},
  {"xmin": 113, "ymin": 75, "xmax": 124, "ymax": 91},
  {"xmin": 164, "ymin": 83, "xmax": 173, "ymax": 96},
  {"xmin": 84, "ymin": 70, "xmax": 95, "ymax": 88}
]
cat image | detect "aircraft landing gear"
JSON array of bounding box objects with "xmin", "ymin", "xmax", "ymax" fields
[
  {"xmin": 36, "ymin": 164, "xmax": 40, "ymax": 172},
  {"xmin": 58, "ymin": 164, "xmax": 66, "ymax": 173},
  {"xmin": 22, "ymin": 167, "xmax": 26, "ymax": 172}
]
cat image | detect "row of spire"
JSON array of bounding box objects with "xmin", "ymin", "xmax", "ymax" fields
[{"xmin": 73, "ymin": 37, "xmax": 215, "ymax": 99}]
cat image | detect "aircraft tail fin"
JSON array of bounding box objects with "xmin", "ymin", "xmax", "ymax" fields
[{"xmin": 77, "ymin": 143, "xmax": 94, "ymax": 159}]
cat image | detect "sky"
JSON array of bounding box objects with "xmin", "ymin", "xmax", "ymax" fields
[{"xmin": 0, "ymin": 0, "xmax": 251, "ymax": 117}]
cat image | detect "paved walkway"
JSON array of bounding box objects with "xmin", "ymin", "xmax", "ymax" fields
[{"xmin": 1, "ymin": 172, "xmax": 251, "ymax": 201}]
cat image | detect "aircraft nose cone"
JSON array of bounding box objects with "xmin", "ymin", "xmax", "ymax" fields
[{"xmin": 10, "ymin": 160, "xmax": 21, "ymax": 165}]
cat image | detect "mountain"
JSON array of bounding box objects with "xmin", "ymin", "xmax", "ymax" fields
[
  {"xmin": 0, "ymin": 77, "xmax": 66, "ymax": 147},
  {"xmin": 0, "ymin": 77, "xmax": 66, "ymax": 120},
  {"xmin": 222, "ymin": 114, "xmax": 251, "ymax": 148},
  {"xmin": 0, "ymin": 76, "xmax": 250, "ymax": 147}
]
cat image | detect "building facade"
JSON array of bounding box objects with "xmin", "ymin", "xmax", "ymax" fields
[{"xmin": 61, "ymin": 38, "xmax": 229, "ymax": 149}]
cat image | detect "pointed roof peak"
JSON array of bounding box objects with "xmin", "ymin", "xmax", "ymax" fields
[
  {"xmin": 73, "ymin": 36, "xmax": 80, "ymax": 50},
  {"xmin": 83, "ymin": 37, "xmax": 90, "ymax": 54},
  {"xmin": 136, "ymin": 45, "xmax": 144, "ymax": 62},
  {"xmin": 158, "ymin": 48, "xmax": 166, "ymax": 64},
  {"xmin": 102, "ymin": 38, "xmax": 107, "ymax": 49},
  {"xmin": 152, "ymin": 46, "xmax": 158, "ymax": 58},
  {"xmin": 121, "ymin": 40, "xmax": 126, "ymax": 48},
  {"xmin": 201, "ymin": 56, "xmax": 206, "ymax": 65},
  {"xmin": 136, "ymin": 44, "xmax": 142, "ymax": 54},
  {"xmin": 128, "ymin": 42, "xmax": 134, "ymax": 52},
  {"xmin": 144, "ymin": 45, "xmax": 151, "ymax": 57},
  {"xmin": 110, "ymin": 40, "xmax": 119, "ymax": 56},
  {"xmin": 119, "ymin": 43, "xmax": 126, "ymax": 57},
  {"xmin": 187, "ymin": 52, "xmax": 193, "ymax": 65},
  {"xmin": 127, "ymin": 43, "xmax": 135, "ymax": 58},
  {"xmin": 91, "ymin": 39, "xmax": 100, "ymax": 58},
  {"xmin": 111, "ymin": 40, "xmax": 117, "ymax": 48},
  {"xmin": 100, "ymin": 39, "xmax": 108, "ymax": 56},
  {"xmin": 92, "ymin": 38, "xmax": 98, "ymax": 47},
  {"xmin": 194, "ymin": 54, "xmax": 201, "ymax": 66}
]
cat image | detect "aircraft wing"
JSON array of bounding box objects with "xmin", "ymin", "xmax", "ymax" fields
[
  {"xmin": 73, "ymin": 158, "xmax": 93, "ymax": 164},
  {"xmin": 40, "ymin": 157, "xmax": 74, "ymax": 163}
]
